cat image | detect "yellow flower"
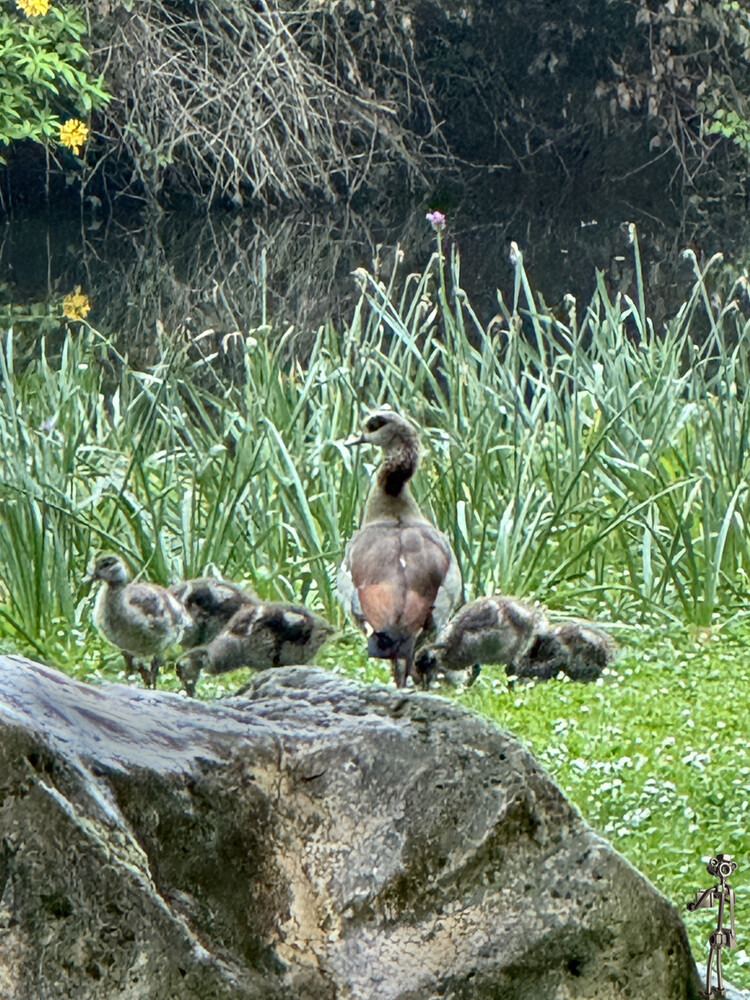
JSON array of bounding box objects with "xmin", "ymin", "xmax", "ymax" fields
[
  {"xmin": 15, "ymin": 0, "xmax": 50, "ymax": 15},
  {"xmin": 62, "ymin": 287, "xmax": 91, "ymax": 321},
  {"xmin": 59, "ymin": 119, "xmax": 89, "ymax": 156}
]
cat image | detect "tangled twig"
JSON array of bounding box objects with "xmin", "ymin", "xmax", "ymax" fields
[{"xmin": 91, "ymin": 0, "xmax": 445, "ymax": 205}]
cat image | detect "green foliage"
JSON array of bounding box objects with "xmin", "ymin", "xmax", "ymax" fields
[
  {"xmin": 2, "ymin": 238, "xmax": 750, "ymax": 668},
  {"xmin": 0, "ymin": 1, "xmax": 109, "ymax": 152},
  {"xmin": 705, "ymin": 106, "xmax": 750, "ymax": 151},
  {"xmin": 606, "ymin": 0, "xmax": 750, "ymax": 175}
]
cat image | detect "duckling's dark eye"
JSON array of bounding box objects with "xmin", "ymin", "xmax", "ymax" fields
[{"xmin": 365, "ymin": 415, "xmax": 388, "ymax": 433}]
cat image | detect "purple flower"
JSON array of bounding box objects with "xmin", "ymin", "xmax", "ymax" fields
[
  {"xmin": 426, "ymin": 210, "xmax": 446, "ymax": 232},
  {"xmin": 40, "ymin": 414, "xmax": 58, "ymax": 433}
]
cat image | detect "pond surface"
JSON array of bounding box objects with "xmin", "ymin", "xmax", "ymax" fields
[{"xmin": 1, "ymin": 160, "xmax": 749, "ymax": 362}]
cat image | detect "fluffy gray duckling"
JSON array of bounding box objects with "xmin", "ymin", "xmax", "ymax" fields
[
  {"xmin": 169, "ymin": 577, "xmax": 259, "ymax": 649},
  {"xmin": 91, "ymin": 554, "xmax": 191, "ymax": 688},
  {"xmin": 415, "ymin": 594, "xmax": 546, "ymax": 688},
  {"xmin": 337, "ymin": 409, "xmax": 462, "ymax": 688},
  {"xmin": 511, "ymin": 619, "xmax": 616, "ymax": 682},
  {"xmin": 176, "ymin": 601, "xmax": 336, "ymax": 696}
]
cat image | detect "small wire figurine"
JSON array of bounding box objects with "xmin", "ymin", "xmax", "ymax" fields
[{"xmin": 687, "ymin": 853, "xmax": 738, "ymax": 998}]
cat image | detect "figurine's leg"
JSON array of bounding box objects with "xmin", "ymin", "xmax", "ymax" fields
[
  {"xmin": 715, "ymin": 944, "xmax": 725, "ymax": 995},
  {"xmin": 702, "ymin": 944, "xmax": 716, "ymax": 999}
]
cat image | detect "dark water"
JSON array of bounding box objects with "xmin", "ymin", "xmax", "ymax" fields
[{"xmin": 2, "ymin": 163, "xmax": 748, "ymax": 361}]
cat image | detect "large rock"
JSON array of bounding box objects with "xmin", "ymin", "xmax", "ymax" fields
[{"xmin": 0, "ymin": 656, "xmax": 700, "ymax": 1000}]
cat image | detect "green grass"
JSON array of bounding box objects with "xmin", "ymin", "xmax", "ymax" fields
[{"xmin": 2, "ymin": 233, "xmax": 750, "ymax": 986}]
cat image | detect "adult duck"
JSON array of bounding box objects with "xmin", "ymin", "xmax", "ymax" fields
[{"xmin": 338, "ymin": 409, "xmax": 461, "ymax": 687}]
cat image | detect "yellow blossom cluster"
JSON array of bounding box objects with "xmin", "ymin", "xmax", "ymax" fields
[
  {"xmin": 15, "ymin": 0, "xmax": 50, "ymax": 15},
  {"xmin": 59, "ymin": 119, "xmax": 89, "ymax": 156},
  {"xmin": 62, "ymin": 287, "xmax": 91, "ymax": 321}
]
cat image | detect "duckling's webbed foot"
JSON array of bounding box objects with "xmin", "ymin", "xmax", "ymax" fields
[
  {"xmin": 414, "ymin": 648, "xmax": 436, "ymax": 689},
  {"xmin": 122, "ymin": 651, "xmax": 137, "ymax": 678},
  {"xmin": 393, "ymin": 658, "xmax": 407, "ymax": 688},
  {"xmin": 138, "ymin": 657, "xmax": 161, "ymax": 689},
  {"xmin": 136, "ymin": 662, "xmax": 152, "ymax": 687},
  {"xmin": 121, "ymin": 652, "xmax": 155, "ymax": 688}
]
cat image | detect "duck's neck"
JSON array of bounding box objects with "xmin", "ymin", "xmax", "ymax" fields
[
  {"xmin": 95, "ymin": 579, "xmax": 126, "ymax": 623},
  {"xmin": 363, "ymin": 438, "xmax": 422, "ymax": 521}
]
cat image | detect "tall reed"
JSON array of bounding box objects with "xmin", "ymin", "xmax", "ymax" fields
[{"xmin": 0, "ymin": 235, "xmax": 748, "ymax": 665}]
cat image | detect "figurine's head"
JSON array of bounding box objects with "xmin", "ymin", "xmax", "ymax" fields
[{"xmin": 707, "ymin": 854, "xmax": 737, "ymax": 880}]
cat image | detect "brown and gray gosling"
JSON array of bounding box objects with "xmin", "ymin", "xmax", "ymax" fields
[
  {"xmin": 175, "ymin": 601, "xmax": 336, "ymax": 696},
  {"xmin": 338, "ymin": 409, "xmax": 462, "ymax": 688},
  {"xmin": 415, "ymin": 595, "xmax": 546, "ymax": 688},
  {"xmin": 91, "ymin": 554, "xmax": 191, "ymax": 688},
  {"xmin": 169, "ymin": 577, "xmax": 258, "ymax": 649},
  {"xmin": 511, "ymin": 619, "xmax": 616, "ymax": 683}
]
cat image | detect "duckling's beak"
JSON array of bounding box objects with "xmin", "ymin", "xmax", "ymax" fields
[{"xmin": 344, "ymin": 433, "xmax": 367, "ymax": 448}]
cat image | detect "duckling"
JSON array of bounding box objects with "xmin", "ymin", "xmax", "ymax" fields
[
  {"xmin": 175, "ymin": 601, "xmax": 336, "ymax": 696},
  {"xmin": 512, "ymin": 619, "xmax": 615, "ymax": 682},
  {"xmin": 169, "ymin": 577, "xmax": 258, "ymax": 649},
  {"xmin": 555, "ymin": 621, "xmax": 616, "ymax": 680},
  {"xmin": 415, "ymin": 595, "xmax": 546, "ymax": 687},
  {"xmin": 338, "ymin": 409, "xmax": 462, "ymax": 688},
  {"xmin": 91, "ymin": 554, "xmax": 191, "ymax": 688}
]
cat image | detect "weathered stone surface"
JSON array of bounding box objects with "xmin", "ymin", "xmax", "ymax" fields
[{"xmin": 0, "ymin": 655, "xmax": 700, "ymax": 1000}]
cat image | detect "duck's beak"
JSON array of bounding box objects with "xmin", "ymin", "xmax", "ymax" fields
[{"xmin": 344, "ymin": 433, "xmax": 367, "ymax": 448}]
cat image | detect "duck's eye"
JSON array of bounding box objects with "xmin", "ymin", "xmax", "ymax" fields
[{"xmin": 365, "ymin": 415, "xmax": 388, "ymax": 433}]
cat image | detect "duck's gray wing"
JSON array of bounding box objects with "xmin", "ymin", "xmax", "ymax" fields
[{"xmin": 127, "ymin": 583, "xmax": 190, "ymax": 637}]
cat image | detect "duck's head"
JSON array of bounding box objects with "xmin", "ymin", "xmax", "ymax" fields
[
  {"xmin": 414, "ymin": 646, "xmax": 441, "ymax": 685},
  {"xmin": 346, "ymin": 410, "xmax": 418, "ymax": 452},
  {"xmin": 175, "ymin": 646, "xmax": 211, "ymax": 697},
  {"xmin": 177, "ymin": 646, "xmax": 211, "ymax": 671},
  {"xmin": 91, "ymin": 554, "xmax": 131, "ymax": 585}
]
